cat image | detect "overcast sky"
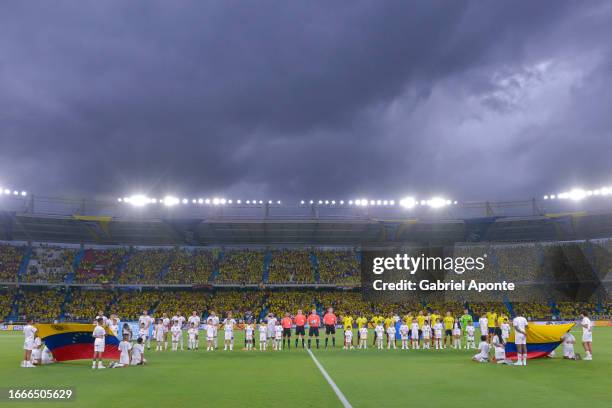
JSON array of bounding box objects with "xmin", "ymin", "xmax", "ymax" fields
[{"xmin": 1, "ymin": 1, "xmax": 612, "ymax": 202}]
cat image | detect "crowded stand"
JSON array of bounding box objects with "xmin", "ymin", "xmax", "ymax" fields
[
  {"xmin": 118, "ymin": 248, "xmax": 171, "ymax": 284},
  {"xmin": 14, "ymin": 289, "xmax": 64, "ymax": 322},
  {"xmin": 63, "ymin": 290, "xmax": 115, "ymax": 321},
  {"xmin": 268, "ymin": 249, "xmax": 314, "ymax": 283},
  {"xmin": 266, "ymin": 291, "xmax": 318, "ymax": 316},
  {"xmin": 217, "ymin": 250, "xmax": 264, "ymax": 284},
  {"xmin": 24, "ymin": 245, "xmax": 76, "ymax": 283},
  {"xmin": 316, "ymin": 249, "xmax": 360, "ymax": 284},
  {"xmin": 511, "ymin": 302, "xmax": 552, "ymax": 320},
  {"xmin": 0, "ymin": 244, "xmax": 25, "ymax": 282},
  {"xmin": 206, "ymin": 291, "xmax": 262, "ymax": 319},
  {"xmin": 155, "ymin": 291, "xmax": 210, "ymax": 317},
  {"xmin": 75, "ymin": 248, "xmax": 128, "ymax": 283},
  {"xmin": 494, "ymin": 243, "xmax": 542, "ymax": 282},
  {"xmin": 0, "ymin": 289, "xmax": 14, "ymax": 320},
  {"xmin": 111, "ymin": 292, "xmax": 160, "ymax": 320},
  {"xmin": 165, "ymin": 248, "xmax": 217, "ymax": 284}
]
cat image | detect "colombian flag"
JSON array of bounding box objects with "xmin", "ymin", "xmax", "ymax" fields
[
  {"xmin": 505, "ymin": 323, "xmax": 574, "ymax": 360},
  {"xmin": 35, "ymin": 323, "xmax": 120, "ymax": 362}
]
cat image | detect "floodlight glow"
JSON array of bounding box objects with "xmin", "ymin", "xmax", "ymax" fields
[
  {"xmin": 390, "ymin": 200, "xmax": 395, "ymax": 205},
  {"xmin": 228, "ymin": 200, "xmax": 233, "ymax": 204},
  {"xmin": 198, "ymin": 198, "xmax": 204, "ymax": 204},
  {"xmin": 318, "ymin": 200, "xmax": 323, "ymax": 205},
  {"xmin": 205, "ymin": 199, "xmax": 211, "ymax": 204},
  {"xmin": 117, "ymin": 198, "xmax": 122, "ymax": 202},
  {"xmin": 309, "ymin": 200, "xmax": 314, "ymax": 204},
  {"xmin": 428, "ymin": 197, "xmax": 448, "ymax": 208},
  {"xmin": 550, "ymin": 195, "xmax": 556, "ymax": 199},
  {"xmin": 3, "ymin": 189, "xmax": 10, "ymax": 194},
  {"xmin": 246, "ymin": 200, "xmax": 250, "ymax": 204},
  {"xmin": 220, "ymin": 198, "xmax": 227, "ymax": 205},
  {"xmin": 212, "ymin": 198, "xmax": 220, "ymax": 205},
  {"xmin": 163, "ymin": 196, "xmax": 179, "ymax": 206},
  {"xmin": 300, "ymin": 200, "xmax": 305, "ymax": 205},
  {"xmin": 383, "ymin": 200, "xmax": 388, "ymax": 206},
  {"xmin": 340, "ymin": 200, "xmax": 344, "ymax": 205},
  {"xmin": 258, "ymin": 200, "xmax": 263, "ymax": 204},
  {"xmin": 376, "ymin": 200, "xmax": 381, "ymax": 206},
  {"xmin": 21, "ymin": 191, "xmax": 26, "ymax": 196},
  {"xmin": 568, "ymin": 189, "xmax": 587, "ymax": 201},
  {"xmin": 13, "ymin": 191, "xmax": 18, "ymax": 195},
  {"xmin": 277, "ymin": 200, "xmax": 281, "ymax": 204},
  {"xmin": 268, "ymin": 200, "xmax": 273, "ymax": 204},
  {"xmin": 151, "ymin": 198, "xmax": 157, "ymax": 203},
  {"xmin": 129, "ymin": 194, "xmax": 150, "ymax": 207},
  {"xmin": 192, "ymin": 199, "xmax": 196, "ymax": 203},
  {"xmin": 237, "ymin": 200, "xmax": 241, "ymax": 204},
  {"xmin": 331, "ymin": 200, "xmax": 335, "ymax": 205},
  {"xmin": 400, "ymin": 197, "xmax": 416, "ymax": 209}
]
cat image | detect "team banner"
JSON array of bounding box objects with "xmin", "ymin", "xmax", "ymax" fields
[
  {"xmin": 504, "ymin": 323, "xmax": 574, "ymax": 360},
  {"xmin": 35, "ymin": 323, "xmax": 120, "ymax": 362}
]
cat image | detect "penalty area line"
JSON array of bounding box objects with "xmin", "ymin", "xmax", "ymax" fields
[{"xmin": 307, "ymin": 349, "xmax": 353, "ymax": 408}]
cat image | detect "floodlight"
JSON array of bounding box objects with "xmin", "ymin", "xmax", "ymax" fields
[
  {"xmin": 246, "ymin": 200, "xmax": 250, "ymax": 204},
  {"xmin": 117, "ymin": 198, "xmax": 122, "ymax": 202},
  {"xmin": 331, "ymin": 200, "xmax": 335, "ymax": 205},
  {"xmin": 13, "ymin": 191, "xmax": 18, "ymax": 195},
  {"xmin": 21, "ymin": 191, "xmax": 26, "ymax": 196},
  {"xmin": 300, "ymin": 200, "xmax": 305, "ymax": 205},
  {"xmin": 567, "ymin": 189, "xmax": 587, "ymax": 200},
  {"xmin": 182, "ymin": 198, "xmax": 188, "ymax": 204},
  {"xmin": 213, "ymin": 198, "xmax": 220, "ymax": 205},
  {"xmin": 228, "ymin": 200, "xmax": 233, "ymax": 204},
  {"xmin": 151, "ymin": 198, "xmax": 157, "ymax": 203},
  {"xmin": 163, "ymin": 196, "xmax": 179, "ymax": 206},
  {"xmin": 268, "ymin": 200, "xmax": 273, "ymax": 204},
  {"xmin": 236, "ymin": 200, "xmax": 241, "ymax": 204},
  {"xmin": 277, "ymin": 200, "xmax": 281, "ymax": 204},
  {"xmin": 309, "ymin": 200, "xmax": 314, "ymax": 204},
  {"xmin": 428, "ymin": 197, "xmax": 447, "ymax": 208},
  {"xmin": 198, "ymin": 198, "xmax": 204, "ymax": 204},
  {"xmin": 390, "ymin": 200, "xmax": 395, "ymax": 205},
  {"xmin": 340, "ymin": 200, "xmax": 344, "ymax": 205},
  {"xmin": 129, "ymin": 194, "xmax": 150, "ymax": 207},
  {"xmin": 3, "ymin": 189, "xmax": 10, "ymax": 194},
  {"xmin": 400, "ymin": 197, "xmax": 416, "ymax": 209},
  {"xmin": 376, "ymin": 200, "xmax": 382, "ymax": 206},
  {"xmin": 318, "ymin": 200, "xmax": 323, "ymax": 205},
  {"xmin": 220, "ymin": 198, "xmax": 227, "ymax": 205}
]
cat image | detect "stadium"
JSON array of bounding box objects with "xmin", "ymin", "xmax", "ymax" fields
[
  {"xmin": 1, "ymin": 191, "xmax": 610, "ymax": 407},
  {"xmin": 2, "ymin": 1, "xmax": 612, "ymax": 407}
]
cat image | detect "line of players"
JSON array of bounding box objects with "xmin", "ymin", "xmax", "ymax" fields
[{"xmin": 93, "ymin": 307, "xmax": 595, "ymax": 364}]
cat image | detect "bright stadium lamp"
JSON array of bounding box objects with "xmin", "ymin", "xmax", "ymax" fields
[
  {"xmin": 236, "ymin": 200, "xmax": 241, "ymax": 204},
  {"xmin": 129, "ymin": 194, "xmax": 150, "ymax": 207},
  {"xmin": 3, "ymin": 189, "xmax": 10, "ymax": 195},
  {"xmin": 163, "ymin": 196, "xmax": 179, "ymax": 207},
  {"xmin": 212, "ymin": 198, "xmax": 220, "ymax": 205},
  {"xmin": 568, "ymin": 188, "xmax": 587, "ymax": 200},
  {"xmin": 340, "ymin": 200, "xmax": 344, "ymax": 205},
  {"xmin": 228, "ymin": 200, "xmax": 233, "ymax": 204},
  {"xmin": 300, "ymin": 200, "xmax": 305, "ymax": 205},
  {"xmin": 428, "ymin": 197, "xmax": 447, "ymax": 208},
  {"xmin": 21, "ymin": 191, "xmax": 26, "ymax": 196},
  {"xmin": 220, "ymin": 198, "xmax": 227, "ymax": 205},
  {"xmin": 277, "ymin": 200, "xmax": 281, "ymax": 205},
  {"xmin": 258, "ymin": 200, "xmax": 263, "ymax": 204},
  {"xmin": 390, "ymin": 200, "xmax": 395, "ymax": 205},
  {"xmin": 198, "ymin": 198, "xmax": 204, "ymax": 204},
  {"xmin": 400, "ymin": 197, "xmax": 416, "ymax": 209}
]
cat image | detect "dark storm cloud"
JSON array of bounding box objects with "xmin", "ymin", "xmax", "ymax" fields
[{"xmin": 0, "ymin": 0, "xmax": 611, "ymax": 201}]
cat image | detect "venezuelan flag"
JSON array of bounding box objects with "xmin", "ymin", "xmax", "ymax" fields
[
  {"xmin": 505, "ymin": 323, "xmax": 574, "ymax": 360},
  {"xmin": 35, "ymin": 323, "xmax": 120, "ymax": 362}
]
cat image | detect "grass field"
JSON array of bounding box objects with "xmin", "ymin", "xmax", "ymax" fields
[{"xmin": 0, "ymin": 328, "xmax": 610, "ymax": 408}]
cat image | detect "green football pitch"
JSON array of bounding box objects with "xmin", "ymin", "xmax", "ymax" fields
[{"xmin": 0, "ymin": 327, "xmax": 610, "ymax": 408}]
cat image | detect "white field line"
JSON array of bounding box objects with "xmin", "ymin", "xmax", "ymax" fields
[{"xmin": 307, "ymin": 348, "xmax": 353, "ymax": 408}]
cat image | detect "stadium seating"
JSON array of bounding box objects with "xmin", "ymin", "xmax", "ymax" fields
[
  {"xmin": 268, "ymin": 249, "xmax": 314, "ymax": 283},
  {"xmin": 316, "ymin": 249, "xmax": 360, "ymax": 284},
  {"xmin": 165, "ymin": 248, "xmax": 217, "ymax": 284},
  {"xmin": 0, "ymin": 244, "xmax": 25, "ymax": 282},
  {"xmin": 75, "ymin": 248, "xmax": 127, "ymax": 283},
  {"xmin": 216, "ymin": 250, "xmax": 264, "ymax": 284},
  {"xmin": 118, "ymin": 248, "xmax": 171, "ymax": 284},
  {"xmin": 24, "ymin": 245, "xmax": 77, "ymax": 283}
]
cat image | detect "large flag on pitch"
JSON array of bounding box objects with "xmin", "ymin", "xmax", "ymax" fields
[
  {"xmin": 35, "ymin": 323, "xmax": 120, "ymax": 362},
  {"xmin": 505, "ymin": 322, "xmax": 574, "ymax": 360}
]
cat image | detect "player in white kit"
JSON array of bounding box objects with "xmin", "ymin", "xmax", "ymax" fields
[
  {"xmin": 92, "ymin": 317, "xmax": 106, "ymax": 369},
  {"xmin": 188, "ymin": 311, "xmax": 201, "ymax": 350},
  {"xmin": 491, "ymin": 328, "xmax": 512, "ymax": 364},
  {"xmin": 452, "ymin": 319, "xmax": 462, "ymax": 349},
  {"xmin": 358, "ymin": 327, "xmax": 368, "ymax": 349},
  {"xmin": 422, "ymin": 322, "xmax": 431, "ymax": 349},
  {"xmin": 501, "ymin": 321, "xmax": 510, "ymax": 342},
  {"xmin": 154, "ymin": 319, "xmax": 165, "ymax": 351},
  {"xmin": 274, "ymin": 322, "xmax": 283, "ymax": 351},
  {"xmin": 399, "ymin": 321, "xmax": 409, "ymax": 350},
  {"xmin": 433, "ymin": 319, "xmax": 443, "ymax": 350},
  {"xmin": 161, "ymin": 313, "xmax": 171, "ymax": 350},
  {"xmin": 188, "ymin": 322, "xmax": 198, "ymax": 351},
  {"xmin": 223, "ymin": 313, "xmax": 237, "ymax": 351},
  {"xmin": 579, "ymin": 312, "xmax": 593, "ymax": 360},
  {"xmin": 478, "ymin": 315, "xmax": 488, "ymax": 340},
  {"xmin": 206, "ymin": 321, "xmax": 216, "ymax": 351},
  {"xmin": 138, "ymin": 310, "xmax": 153, "ymax": 350},
  {"xmin": 110, "ymin": 333, "xmax": 132, "ymax": 368},
  {"xmin": 207, "ymin": 312, "xmax": 220, "ymax": 349},
  {"xmin": 375, "ymin": 323, "xmax": 384, "ymax": 350},
  {"xmin": 259, "ymin": 323, "xmax": 268, "ymax": 351},
  {"xmin": 22, "ymin": 319, "xmax": 37, "ymax": 368},
  {"xmin": 465, "ymin": 322, "xmax": 476, "ymax": 349},
  {"xmin": 245, "ymin": 324, "xmax": 255, "ymax": 351},
  {"xmin": 561, "ymin": 331, "xmax": 579, "ymax": 360},
  {"xmin": 131, "ymin": 337, "xmax": 145, "ymax": 365},
  {"xmin": 386, "ymin": 325, "xmax": 396, "ymax": 349},
  {"xmin": 108, "ymin": 317, "xmax": 119, "ymax": 337},
  {"xmin": 410, "ymin": 318, "xmax": 419, "ymax": 349},
  {"xmin": 512, "ymin": 315, "xmax": 529, "ymax": 366},
  {"xmin": 174, "ymin": 312, "xmax": 186, "ymax": 350},
  {"xmin": 266, "ymin": 314, "xmax": 277, "ymax": 348},
  {"xmin": 472, "ymin": 335, "xmax": 489, "ymax": 363},
  {"xmin": 170, "ymin": 320, "xmax": 182, "ymax": 351},
  {"xmin": 344, "ymin": 329, "xmax": 353, "ymax": 350}
]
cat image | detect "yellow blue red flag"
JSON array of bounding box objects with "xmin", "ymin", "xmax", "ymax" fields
[
  {"xmin": 35, "ymin": 323, "xmax": 120, "ymax": 362},
  {"xmin": 505, "ymin": 322, "xmax": 574, "ymax": 360}
]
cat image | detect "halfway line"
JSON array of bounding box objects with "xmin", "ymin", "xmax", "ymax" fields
[{"xmin": 307, "ymin": 349, "xmax": 353, "ymax": 408}]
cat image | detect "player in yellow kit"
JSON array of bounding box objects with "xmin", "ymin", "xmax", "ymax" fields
[
  {"xmin": 416, "ymin": 311, "xmax": 426, "ymax": 347},
  {"xmin": 486, "ymin": 310, "xmax": 498, "ymax": 341},
  {"xmin": 443, "ymin": 312, "xmax": 455, "ymax": 348},
  {"xmin": 356, "ymin": 316, "xmax": 368, "ymax": 330}
]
